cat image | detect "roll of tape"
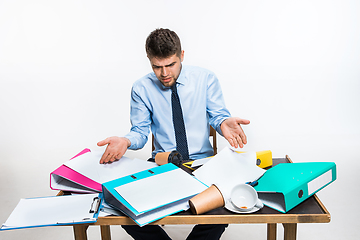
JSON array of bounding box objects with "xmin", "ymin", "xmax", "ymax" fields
[{"xmin": 155, "ymin": 150, "xmax": 183, "ymax": 167}]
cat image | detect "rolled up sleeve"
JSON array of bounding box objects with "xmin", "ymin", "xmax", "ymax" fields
[
  {"xmin": 124, "ymin": 86, "xmax": 151, "ymax": 150},
  {"xmin": 206, "ymin": 73, "xmax": 231, "ymax": 135}
]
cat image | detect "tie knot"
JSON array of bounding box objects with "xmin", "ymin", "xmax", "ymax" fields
[{"xmin": 171, "ymin": 84, "xmax": 177, "ymax": 93}]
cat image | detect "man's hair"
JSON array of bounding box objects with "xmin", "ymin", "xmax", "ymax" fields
[{"xmin": 145, "ymin": 28, "xmax": 182, "ymax": 59}]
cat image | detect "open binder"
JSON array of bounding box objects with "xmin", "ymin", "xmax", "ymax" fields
[
  {"xmin": 102, "ymin": 163, "xmax": 208, "ymax": 226},
  {"xmin": 50, "ymin": 149, "xmax": 157, "ymax": 193},
  {"xmin": 254, "ymin": 162, "xmax": 336, "ymax": 213},
  {"xmin": 0, "ymin": 193, "xmax": 102, "ymax": 231},
  {"xmin": 50, "ymin": 148, "xmax": 100, "ymax": 193}
]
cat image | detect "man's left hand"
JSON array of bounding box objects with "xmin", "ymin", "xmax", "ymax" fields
[{"xmin": 220, "ymin": 117, "xmax": 250, "ymax": 148}]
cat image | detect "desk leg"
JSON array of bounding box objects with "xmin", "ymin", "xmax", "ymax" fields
[
  {"xmin": 283, "ymin": 223, "xmax": 297, "ymax": 240},
  {"xmin": 100, "ymin": 225, "xmax": 111, "ymax": 240},
  {"xmin": 73, "ymin": 224, "xmax": 89, "ymax": 240},
  {"xmin": 267, "ymin": 223, "xmax": 277, "ymax": 240}
]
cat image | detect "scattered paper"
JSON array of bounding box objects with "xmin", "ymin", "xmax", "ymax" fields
[
  {"xmin": 191, "ymin": 157, "xmax": 211, "ymax": 167},
  {"xmin": 193, "ymin": 147, "xmax": 265, "ymax": 199}
]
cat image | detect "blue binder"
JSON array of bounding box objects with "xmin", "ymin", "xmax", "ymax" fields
[
  {"xmin": 254, "ymin": 162, "xmax": 336, "ymax": 213},
  {"xmin": 1, "ymin": 193, "xmax": 102, "ymax": 231},
  {"xmin": 102, "ymin": 163, "xmax": 208, "ymax": 226}
]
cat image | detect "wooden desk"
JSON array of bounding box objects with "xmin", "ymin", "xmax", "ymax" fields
[{"xmin": 69, "ymin": 156, "xmax": 331, "ymax": 240}]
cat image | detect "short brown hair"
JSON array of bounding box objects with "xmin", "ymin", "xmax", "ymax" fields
[{"xmin": 145, "ymin": 28, "xmax": 182, "ymax": 59}]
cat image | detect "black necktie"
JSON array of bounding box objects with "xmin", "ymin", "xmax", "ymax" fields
[{"xmin": 171, "ymin": 84, "xmax": 189, "ymax": 160}]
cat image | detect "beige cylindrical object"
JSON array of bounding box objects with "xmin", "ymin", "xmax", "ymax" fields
[
  {"xmin": 155, "ymin": 152, "xmax": 171, "ymax": 166},
  {"xmin": 155, "ymin": 151, "xmax": 183, "ymax": 166},
  {"xmin": 189, "ymin": 184, "xmax": 225, "ymax": 215}
]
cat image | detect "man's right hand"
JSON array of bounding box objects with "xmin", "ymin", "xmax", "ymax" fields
[{"xmin": 97, "ymin": 137, "xmax": 131, "ymax": 164}]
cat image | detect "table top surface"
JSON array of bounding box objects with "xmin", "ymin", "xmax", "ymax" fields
[{"xmin": 91, "ymin": 156, "xmax": 331, "ymax": 225}]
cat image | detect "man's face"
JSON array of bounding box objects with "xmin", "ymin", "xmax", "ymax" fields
[{"xmin": 149, "ymin": 50, "xmax": 184, "ymax": 87}]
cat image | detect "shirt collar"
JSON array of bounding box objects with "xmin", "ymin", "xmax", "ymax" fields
[{"xmin": 175, "ymin": 64, "xmax": 187, "ymax": 87}]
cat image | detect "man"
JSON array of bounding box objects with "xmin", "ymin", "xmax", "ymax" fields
[{"xmin": 97, "ymin": 28, "xmax": 250, "ymax": 240}]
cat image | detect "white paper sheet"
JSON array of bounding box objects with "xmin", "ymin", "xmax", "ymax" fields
[
  {"xmin": 193, "ymin": 147, "xmax": 265, "ymax": 199},
  {"xmin": 64, "ymin": 150, "xmax": 157, "ymax": 183},
  {"xmin": 114, "ymin": 168, "xmax": 208, "ymax": 213},
  {"xmin": 1, "ymin": 194, "xmax": 99, "ymax": 229},
  {"xmin": 191, "ymin": 157, "xmax": 211, "ymax": 167}
]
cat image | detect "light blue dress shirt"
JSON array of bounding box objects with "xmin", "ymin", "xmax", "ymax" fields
[{"xmin": 124, "ymin": 65, "xmax": 231, "ymax": 159}]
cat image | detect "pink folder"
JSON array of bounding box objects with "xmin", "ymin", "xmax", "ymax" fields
[
  {"xmin": 50, "ymin": 149, "xmax": 158, "ymax": 193},
  {"xmin": 50, "ymin": 149, "xmax": 102, "ymax": 193}
]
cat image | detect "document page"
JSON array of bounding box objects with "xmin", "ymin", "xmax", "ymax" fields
[
  {"xmin": 114, "ymin": 168, "xmax": 208, "ymax": 213},
  {"xmin": 64, "ymin": 150, "xmax": 157, "ymax": 183}
]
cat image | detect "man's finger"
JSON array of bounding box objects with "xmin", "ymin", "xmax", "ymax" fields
[
  {"xmin": 236, "ymin": 118, "xmax": 250, "ymax": 125},
  {"xmin": 109, "ymin": 154, "xmax": 117, "ymax": 163},
  {"xmin": 100, "ymin": 149, "xmax": 111, "ymax": 164},
  {"xmin": 104, "ymin": 153, "xmax": 114, "ymax": 164},
  {"xmin": 114, "ymin": 154, "xmax": 122, "ymax": 161},
  {"xmin": 97, "ymin": 138, "xmax": 110, "ymax": 147},
  {"xmin": 104, "ymin": 152, "xmax": 122, "ymax": 164},
  {"xmin": 227, "ymin": 137, "xmax": 235, "ymax": 148},
  {"xmin": 99, "ymin": 153, "xmax": 108, "ymax": 164},
  {"xmin": 235, "ymin": 135, "xmax": 243, "ymax": 148},
  {"xmin": 237, "ymin": 124, "xmax": 247, "ymax": 145},
  {"xmin": 103, "ymin": 154, "xmax": 110, "ymax": 164}
]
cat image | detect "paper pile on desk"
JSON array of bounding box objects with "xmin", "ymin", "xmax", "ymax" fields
[{"xmin": 193, "ymin": 147, "xmax": 265, "ymax": 200}]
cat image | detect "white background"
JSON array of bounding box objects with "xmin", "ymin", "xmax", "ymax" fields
[{"xmin": 1, "ymin": 0, "xmax": 359, "ymax": 239}]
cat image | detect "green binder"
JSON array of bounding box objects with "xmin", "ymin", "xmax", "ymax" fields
[{"xmin": 254, "ymin": 162, "xmax": 336, "ymax": 213}]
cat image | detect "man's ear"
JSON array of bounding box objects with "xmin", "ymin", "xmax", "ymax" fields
[{"xmin": 180, "ymin": 50, "xmax": 185, "ymax": 62}]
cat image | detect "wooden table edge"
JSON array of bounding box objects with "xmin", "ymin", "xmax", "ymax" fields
[{"xmin": 92, "ymin": 212, "xmax": 330, "ymax": 226}]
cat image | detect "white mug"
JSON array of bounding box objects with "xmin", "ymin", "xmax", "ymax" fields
[{"xmin": 230, "ymin": 184, "xmax": 263, "ymax": 211}]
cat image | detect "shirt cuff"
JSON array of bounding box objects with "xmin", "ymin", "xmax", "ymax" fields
[
  {"xmin": 124, "ymin": 132, "xmax": 148, "ymax": 150},
  {"xmin": 215, "ymin": 117, "xmax": 230, "ymax": 136}
]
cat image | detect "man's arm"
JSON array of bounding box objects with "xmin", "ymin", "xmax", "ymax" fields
[
  {"xmin": 206, "ymin": 74, "xmax": 232, "ymax": 133},
  {"xmin": 205, "ymin": 73, "xmax": 250, "ymax": 148},
  {"xmin": 97, "ymin": 137, "xmax": 131, "ymax": 164},
  {"xmin": 97, "ymin": 82, "xmax": 151, "ymax": 164}
]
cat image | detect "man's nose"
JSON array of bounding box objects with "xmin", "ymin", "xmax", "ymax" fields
[{"xmin": 161, "ymin": 67, "xmax": 168, "ymax": 76}]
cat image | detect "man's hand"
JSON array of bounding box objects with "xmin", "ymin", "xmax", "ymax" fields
[
  {"xmin": 97, "ymin": 137, "xmax": 131, "ymax": 164},
  {"xmin": 220, "ymin": 117, "xmax": 250, "ymax": 148}
]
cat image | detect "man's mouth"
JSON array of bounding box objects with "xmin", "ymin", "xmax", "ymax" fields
[{"xmin": 162, "ymin": 77, "xmax": 172, "ymax": 82}]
